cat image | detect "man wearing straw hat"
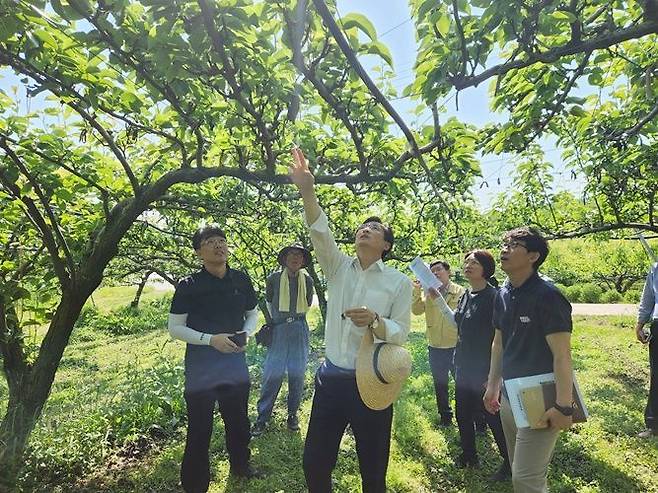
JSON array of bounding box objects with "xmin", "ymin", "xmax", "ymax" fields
[
  {"xmin": 252, "ymin": 243, "xmax": 314, "ymax": 436},
  {"xmin": 289, "ymin": 148, "xmax": 413, "ymax": 493}
]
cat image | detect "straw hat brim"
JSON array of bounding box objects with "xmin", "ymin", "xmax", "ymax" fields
[{"xmin": 356, "ymin": 330, "xmax": 412, "ymax": 411}]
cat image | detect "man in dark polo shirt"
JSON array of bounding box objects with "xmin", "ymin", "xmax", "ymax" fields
[
  {"xmin": 168, "ymin": 225, "xmax": 262, "ymax": 492},
  {"xmin": 484, "ymin": 227, "xmax": 573, "ymax": 493}
]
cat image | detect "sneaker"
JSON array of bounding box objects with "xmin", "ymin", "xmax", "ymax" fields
[
  {"xmin": 637, "ymin": 428, "xmax": 658, "ymax": 438},
  {"xmin": 456, "ymin": 454, "xmax": 479, "ymax": 468},
  {"xmin": 287, "ymin": 415, "xmax": 301, "ymax": 431},
  {"xmin": 230, "ymin": 463, "xmax": 265, "ymax": 479},
  {"xmin": 251, "ymin": 421, "xmax": 267, "ymax": 437},
  {"xmin": 490, "ymin": 462, "xmax": 512, "ymax": 481}
]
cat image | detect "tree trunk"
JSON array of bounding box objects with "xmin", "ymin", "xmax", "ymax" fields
[
  {"xmin": 0, "ymin": 287, "xmax": 90, "ymax": 489},
  {"xmin": 130, "ymin": 271, "xmax": 152, "ymax": 309},
  {"xmin": 0, "ymin": 374, "xmax": 41, "ymax": 491},
  {"xmin": 305, "ymin": 262, "xmax": 327, "ymax": 331}
]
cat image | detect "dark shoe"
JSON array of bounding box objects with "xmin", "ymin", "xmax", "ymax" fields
[
  {"xmin": 637, "ymin": 428, "xmax": 658, "ymax": 438},
  {"xmin": 287, "ymin": 415, "xmax": 301, "ymax": 431},
  {"xmin": 456, "ymin": 454, "xmax": 479, "ymax": 468},
  {"xmin": 251, "ymin": 421, "xmax": 266, "ymax": 437},
  {"xmin": 439, "ymin": 415, "xmax": 453, "ymax": 427},
  {"xmin": 490, "ymin": 462, "xmax": 511, "ymax": 481},
  {"xmin": 230, "ymin": 464, "xmax": 265, "ymax": 479}
]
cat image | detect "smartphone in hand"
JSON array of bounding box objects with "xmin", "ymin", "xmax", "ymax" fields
[{"xmin": 228, "ymin": 331, "xmax": 247, "ymax": 347}]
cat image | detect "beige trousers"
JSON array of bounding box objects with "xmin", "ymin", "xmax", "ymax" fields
[{"xmin": 500, "ymin": 396, "xmax": 560, "ymax": 493}]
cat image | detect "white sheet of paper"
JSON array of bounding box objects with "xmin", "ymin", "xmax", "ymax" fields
[{"xmin": 408, "ymin": 256, "xmax": 442, "ymax": 292}]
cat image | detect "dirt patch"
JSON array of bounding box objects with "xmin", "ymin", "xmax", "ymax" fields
[{"xmin": 571, "ymin": 303, "xmax": 637, "ymax": 316}]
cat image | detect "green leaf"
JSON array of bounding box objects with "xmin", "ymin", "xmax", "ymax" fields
[
  {"xmin": 551, "ymin": 11, "xmax": 577, "ymax": 23},
  {"xmin": 436, "ymin": 13, "xmax": 451, "ymax": 37},
  {"xmin": 417, "ymin": 0, "xmax": 436, "ymax": 20},
  {"xmin": 340, "ymin": 13, "xmax": 377, "ymax": 41},
  {"xmin": 362, "ymin": 41, "xmax": 394, "ymax": 68}
]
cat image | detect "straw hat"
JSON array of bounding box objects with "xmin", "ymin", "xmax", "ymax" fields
[
  {"xmin": 356, "ymin": 329, "xmax": 412, "ymax": 410},
  {"xmin": 277, "ymin": 243, "xmax": 312, "ymax": 268}
]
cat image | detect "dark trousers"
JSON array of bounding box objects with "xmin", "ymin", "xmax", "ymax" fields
[
  {"xmin": 646, "ymin": 321, "xmax": 658, "ymax": 430},
  {"xmin": 181, "ymin": 383, "xmax": 251, "ymax": 493},
  {"xmin": 303, "ymin": 372, "xmax": 393, "ymax": 493},
  {"xmin": 428, "ymin": 346, "xmax": 455, "ymax": 419},
  {"xmin": 455, "ymin": 378, "xmax": 509, "ymax": 464}
]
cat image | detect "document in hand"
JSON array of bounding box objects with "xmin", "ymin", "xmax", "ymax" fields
[
  {"xmin": 504, "ymin": 372, "xmax": 588, "ymax": 429},
  {"xmin": 408, "ymin": 256, "xmax": 442, "ymax": 292}
]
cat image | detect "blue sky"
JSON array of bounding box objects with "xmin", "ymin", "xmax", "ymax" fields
[{"xmin": 335, "ymin": 0, "xmax": 584, "ymax": 209}]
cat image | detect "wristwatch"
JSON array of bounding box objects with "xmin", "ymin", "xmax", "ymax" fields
[
  {"xmin": 553, "ymin": 403, "xmax": 574, "ymax": 416},
  {"xmin": 368, "ymin": 312, "xmax": 380, "ymax": 330}
]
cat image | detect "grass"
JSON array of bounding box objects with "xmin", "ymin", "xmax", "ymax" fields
[
  {"xmin": 86, "ymin": 283, "xmax": 173, "ymax": 313},
  {"xmin": 2, "ymin": 299, "xmax": 657, "ymax": 492}
]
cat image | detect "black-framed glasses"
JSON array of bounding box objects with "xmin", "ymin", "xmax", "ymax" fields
[
  {"xmin": 358, "ymin": 222, "xmax": 386, "ymax": 233},
  {"xmin": 501, "ymin": 240, "xmax": 528, "ymax": 250},
  {"xmin": 201, "ymin": 237, "xmax": 227, "ymax": 247}
]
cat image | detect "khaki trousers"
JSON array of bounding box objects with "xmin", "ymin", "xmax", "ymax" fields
[{"xmin": 501, "ymin": 396, "xmax": 560, "ymax": 493}]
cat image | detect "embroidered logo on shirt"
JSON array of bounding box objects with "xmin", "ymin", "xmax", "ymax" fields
[{"xmin": 519, "ymin": 316, "xmax": 531, "ymax": 323}]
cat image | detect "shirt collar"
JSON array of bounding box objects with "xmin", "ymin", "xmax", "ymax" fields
[
  {"xmin": 505, "ymin": 271, "xmax": 541, "ymax": 293},
  {"xmin": 201, "ymin": 265, "xmax": 233, "ymax": 280},
  {"xmin": 352, "ymin": 256, "xmax": 385, "ymax": 272}
]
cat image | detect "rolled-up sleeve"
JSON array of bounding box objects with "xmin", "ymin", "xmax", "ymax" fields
[
  {"xmin": 638, "ymin": 266, "xmax": 656, "ymax": 324},
  {"xmin": 307, "ymin": 209, "xmax": 349, "ymax": 280},
  {"xmin": 379, "ymin": 277, "xmax": 413, "ymax": 345}
]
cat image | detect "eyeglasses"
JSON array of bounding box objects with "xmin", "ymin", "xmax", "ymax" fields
[
  {"xmin": 501, "ymin": 240, "xmax": 527, "ymax": 250},
  {"xmin": 201, "ymin": 237, "xmax": 227, "ymax": 247},
  {"xmin": 358, "ymin": 222, "xmax": 386, "ymax": 233}
]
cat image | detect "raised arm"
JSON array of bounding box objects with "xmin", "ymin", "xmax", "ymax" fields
[
  {"xmin": 289, "ymin": 148, "xmax": 348, "ymax": 279},
  {"xmin": 290, "ymin": 147, "xmax": 321, "ymax": 225},
  {"xmin": 427, "ymin": 287, "xmax": 457, "ymax": 328}
]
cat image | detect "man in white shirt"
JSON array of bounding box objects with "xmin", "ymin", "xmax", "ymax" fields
[{"xmin": 289, "ymin": 148, "xmax": 412, "ymax": 493}]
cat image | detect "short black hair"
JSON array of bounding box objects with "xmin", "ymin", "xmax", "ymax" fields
[
  {"xmin": 358, "ymin": 216, "xmax": 394, "ymax": 259},
  {"xmin": 429, "ymin": 260, "xmax": 450, "ymax": 271},
  {"xmin": 192, "ymin": 224, "xmax": 226, "ymax": 250},
  {"xmin": 504, "ymin": 226, "xmax": 549, "ymax": 270}
]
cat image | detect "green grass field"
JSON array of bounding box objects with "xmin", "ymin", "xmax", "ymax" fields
[{"xmin": 1, "ymin": 289, "xmax": 657, "ymax": 492}]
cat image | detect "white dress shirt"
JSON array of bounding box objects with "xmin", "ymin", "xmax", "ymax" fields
[{"xmin": 308, "ymin": 210, "xmax": 412, "ymax": 369}]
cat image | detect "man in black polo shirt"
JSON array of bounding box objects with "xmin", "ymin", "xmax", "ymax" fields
[
  {"xmin": 484, "ymin": 227, "xmax": 573, "ymax": 493},
  {"xmin": 168, "ymin": 225, "xmax": 262, "ymax": 492}
]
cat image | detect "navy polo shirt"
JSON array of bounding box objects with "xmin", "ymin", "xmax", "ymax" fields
[
  {"xmin": 170, "ymin": 266, "xmax": 258, "ymax": 392},
  {"xmin": 454, "ymin": 284, "xmax": 497, "ymax": 386},
  {"xmin": 493, "ymin": 272, "xmax": 572, "ymax": 381}
]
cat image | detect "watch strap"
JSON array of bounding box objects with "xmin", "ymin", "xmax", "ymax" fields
[{"xmin": 553, "ymin": 403, "xmax": 574, "ymax": 416}]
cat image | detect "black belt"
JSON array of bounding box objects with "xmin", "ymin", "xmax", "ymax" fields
[
  {"xmin": 274, "ymin": 314, "xmax": 306, "ymax": 324},
  {"xmin": 319, "ymin": 359, "xmax": 356, "ymax": 379}
]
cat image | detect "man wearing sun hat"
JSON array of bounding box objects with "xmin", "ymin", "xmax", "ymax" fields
[
  {"xmin": 289, "ymin": 148, "xmax": 412, "ymax": 493},
  {"xmin": 252, "ymin": 243, "xmax": 314, "ymax": 436}
]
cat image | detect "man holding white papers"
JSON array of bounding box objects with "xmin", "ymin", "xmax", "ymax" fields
[
  {"xmin": 484, "ymin": 227, "xmax": 573, "ymax": 493},
  {"xmin": 412, "ymin": 260, "xmax": 465, "ymax": 426}
]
